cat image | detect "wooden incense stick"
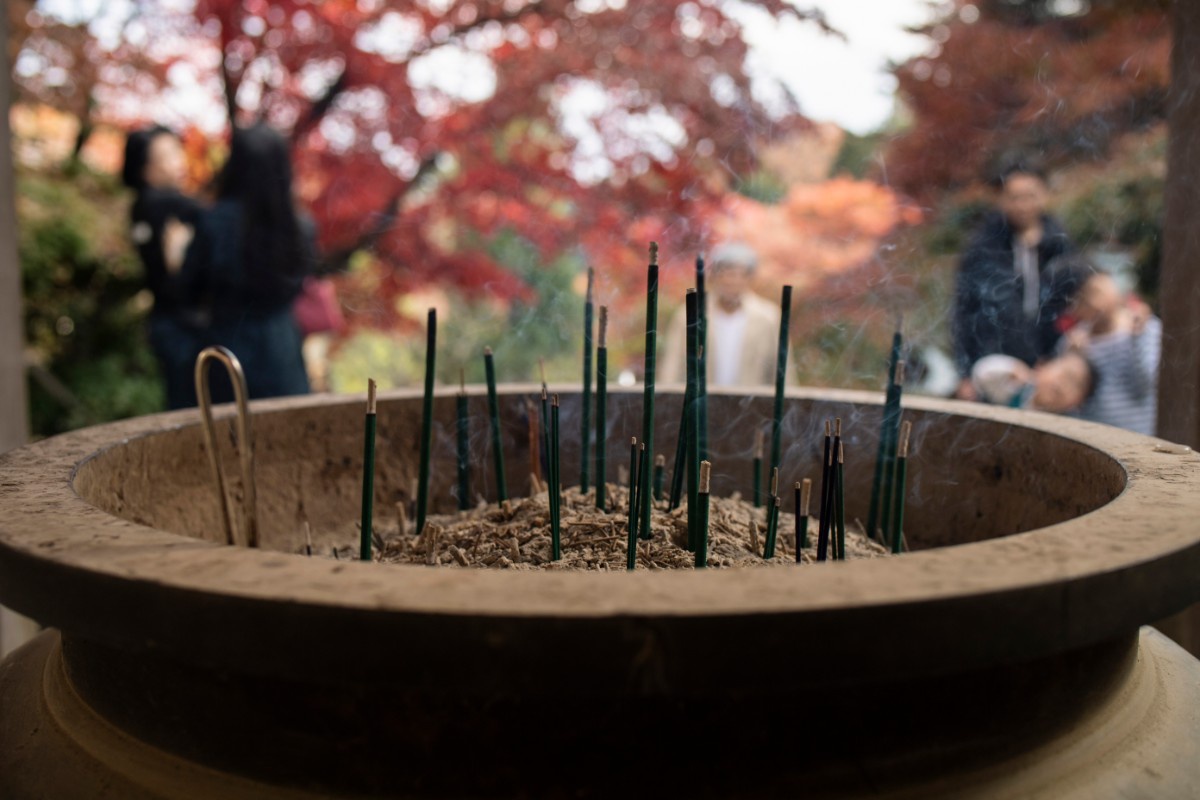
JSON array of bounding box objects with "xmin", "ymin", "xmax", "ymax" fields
[
  {"xmin": 525, "ymin": 397, "xmax": 540, "ymax": 490},
  {"xmin": 868, "ymin": 324, "xmax": 903, "ymax": 540},
  {"xmin": 769, "ymin": 285, "xmax": 793, "ymax": 484},
  {"xmin": 415, "ymin": 310, "xmax": 436, "ymax": 538},
  {"xmin": 581, "ymin": 267, "xmax": 594, "ymax": 493},
  {"xmin": 483, "ymin": 347, "xmax": 508, "ymax": 503},
  {"xmin": 696, "ymin": 460, "xmax": 711, "ymax": 568},
  {"xmin": 890, "ymin": 420, "xmax": 912, "ymax": 554},
  {"xmin": 360, "ymin": 379, "xmax": 377, "ymax": 561},
  {"xmin": 595, "ymin": 306, "xmax": 609, "ymax": 511},
  {"xmin": 456, "ymin": 369, "xmax": 470, "ymax": 511},
  {"xmin": 626, "ymin": 437, "xmax": 640, "ymax": 569},
  {"xmin": 639, "ymin": 242, "xmax": 659, "ymax": 541}
]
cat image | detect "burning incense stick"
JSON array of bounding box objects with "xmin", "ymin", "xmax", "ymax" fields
[
  {"xmin": 539, "ymin": 359, "xmax": 550, "ymax": 481},
  {"xmin": 890, "ymin": 420, "xmax": 912, "ymax": 554},
  {"xmin": 581, "ymin": 267, "xmax": 595, "ymax": 493},
  {"xmin": 684, "ymin": 289, "xmax": 699, "ymax": 551},
  {"xmin": 595, "ymin": 306, "xmax": 609, "ymax": 511},
  {"xmin": 456, "ymin": 369, "xmax": 470, "ymax": 511},
  {"xmin": 639, "ymin": 242, "xmax": 660, "ymax": 541},
  {"xmin": 551, "ymin": 395, "xmax": 562, "ymax": 560},
  {"xmin": 769, "ymin": 285, "xmax": 793, "ymax": 483},
  {"xmin": 415, "ymin": 310, "xmax": 437, "ymax": 538},
  {"xmin": 753, "ymin": 427, "xmax": 764, "ymax": 508},
  {"xmin": 696, "ymin": 460, "xmax": 712, "ymax": 568},
  {"xmin": 817, "ymin": 420, "xmax": 833, "ymax": 562},
  {"xmin": 526, "ymin": 397, "xmax": 541, "ymax": 489},
  {"xmin": 868, "ymin": 326, "xmax": 903, "ymax": 539},
  {"xmin": 626, "ymin": 437, "xmax": 640, "ymax": 569},
  {"xmin": 764, "ymin": 467, "xmax": 780, "ymax": 558},
  {"xmin": 879, "ymin": 361, "xmax": 906, "ymax": 546},
  {"xmin": 360, "ymin": 379, "xmax": 377, "ymax": 561},
  {"xmin": 653, "ymin": 454, "xmax": 665, "ymax": 503},
  {"xmin": 303, "ymin": 520, "xmax": 313, "ymax": 557},
  {"xmin": 830, "ymin": 418, "xmax": 843, "ymax": 560},
  {"xmin": 483, "ymin": 347, "xmax": 508, "ymax": 504}
]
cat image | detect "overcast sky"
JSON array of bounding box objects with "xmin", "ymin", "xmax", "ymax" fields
[{"xmin": 743, "ymin": 0, "xmax": 940, "ymax": 134}]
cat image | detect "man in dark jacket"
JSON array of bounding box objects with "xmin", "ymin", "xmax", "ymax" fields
[{"xmin": 953, "ymin": 164, "xmax": 1080, "ymax": 400}]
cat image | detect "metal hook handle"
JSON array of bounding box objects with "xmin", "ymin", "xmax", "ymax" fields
[{"xmin": 194, "ymin": 346, "xmax": 258, "ymax": 548}]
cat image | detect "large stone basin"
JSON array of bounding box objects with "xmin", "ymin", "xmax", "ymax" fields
[{"xmin": 0, "ymin": 386, "xmax": 1198, "ymax": 797}]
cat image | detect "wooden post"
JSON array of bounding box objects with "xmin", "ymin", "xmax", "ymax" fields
[
  {"xmin": 1155, "ymin": 2, "xmax": 1200, "ymax": 655},
  {"xmin": 0, "ymin": 7, "xmax": 38, "ymax": 658}
]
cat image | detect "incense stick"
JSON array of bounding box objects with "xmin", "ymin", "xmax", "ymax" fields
[
  {"xmin": 639, "ymin": 242, "xmax": 659, "ymax": 541},
  {"xmin": 764, "ymin": 467, "xmax": 780, "ymax": 558},
  {"xmin": 360, "ymin": 379, "xmax": 377, "ymax": 561},
  {"xmin": 797, "ymin": 478, "xmax": 811, "ymax": 557},
  {"xmin": 415, "ymin": 310, "xmax": 437, "ymax": 538},
  {"xmin": 753, "ymin": 427, "xmax": 764, "ymax": 508},
  {"xmin": 684, "ymin": 289, "xmax": 699, "ymax": 551},
  {"xmin": 696, "ymin": 255, "xmax": 709, "ymax": 463},
  {"xmin": 890, "ymin": 420, "xmax": 912, "ymax": 555},
  {"xmin": 769, "ymin": 285, "xmax": 793, "ymax": 484},
  {"xmin": 595, "ymin": 306, "xmax": 609, "ymax": 511},
  {"xmin": 483, "ymin": 347, "xmax": 508, "ymax": 503},
  {"xmin": 653, "ymin": 454, "xmax": 665, "ymax": 503},
  {"xmin": 836, "ymin": 439, "xmax": 847, "ymax": 561},
  {"xmin": 867, "ymin": 326, "xmax": 903, "ymax": 540},
  {"xmin": 626, "ymin": 437, "xmax": 640, "ymax": 569},
  {"xmin": 879, "ymin": 361, "xmax": 906, "ymax": 547},
  {"xmin": 550, "ymin": 395, "xmax": 562, "ymax": 560},
  {"xmin": 456, "ymin": 369, "xmax": 470, "ymax": 511},
  {"xmin": 816, "ymin": 420, "xmax": 832, "ymax": 562},
  {"xmin": 581, "ymin": 267, "xmax": 594, "ymax": 493},
  {"xmin": 696, "ymin": 460, "xmax": 711, "ymax": 568}
]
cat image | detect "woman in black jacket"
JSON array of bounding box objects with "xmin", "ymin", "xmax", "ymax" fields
[
  {"xmin": 182, "ymin": 124, "xmax": 313, "ymax": 402},
  {"xmin": 122, "ymin": 126, "xmax": 207, "ymax": 408}
]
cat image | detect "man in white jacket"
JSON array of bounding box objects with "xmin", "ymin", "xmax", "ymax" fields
[{"xmin": 660, "ymin": 242, "xmax": 786, "ymax": 387}]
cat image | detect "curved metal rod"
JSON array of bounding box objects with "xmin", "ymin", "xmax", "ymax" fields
[{"xmin": 194, "ymin": 347, "xmax": 258, "ymax": 548}]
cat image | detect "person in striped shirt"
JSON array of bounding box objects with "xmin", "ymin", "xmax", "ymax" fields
[{"xmin": 1064, "ymin": 271, "xmax": 1160, "ymax": 435}]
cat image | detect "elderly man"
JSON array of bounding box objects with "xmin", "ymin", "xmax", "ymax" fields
[{"xmin": 660, "ymin": 242, "xmax": 784, "ymax": 387}]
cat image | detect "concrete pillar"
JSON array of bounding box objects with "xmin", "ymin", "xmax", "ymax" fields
[
  {"xmin": 0, "ymin": 4, "xmax": 38, "ymax": 658},
  {"xmin": 1154, "ymin": 0, "xmax": 1200, "ymax": 655}
]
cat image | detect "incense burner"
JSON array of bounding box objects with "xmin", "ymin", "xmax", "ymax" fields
[{"xmin": 1, "ymin": 387, "xmax": 1199, "ymax": 797}]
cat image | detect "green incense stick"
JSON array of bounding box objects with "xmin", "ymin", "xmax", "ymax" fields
[
  {"xmin": 668, "ymin": 382, "xmax": 691, "ymax": 510},
  {"xmin": 797, "ymin": 478, "xmax": 811, "ymax": 558},
  {"xmin": 753, "ymin": 427, "xmax": 764, "ymax": 508},
  {"xmin": 769, "ymin": 285, "xmax": 793, "ymax": 482},
  {"xmin": 890, "ymin": 421, "xmax": 912, "ymax": 554},
  {"xmin": 836, "ymin": 440, "xmax": 847, "ymax": 561},
  {"xmin": 879, "ymin": 361, "xmax": 906, "ymax": 549},
  {"xmin": 456, "ymin": 371, "xmax": 470, "ymax": 511},
  {"xmin": 360, "ymin": 379, "xmax": 377, "ymax": 561},
  {"xmin": 696, "ymin": 255, "xmax": 709, "ymax": 462},
  {"xmin": 551, "ymin": 395, "xmax": 561, "ymax": 560},
  {"xmin": 696, "ymin": 460, "xmax": 711, "ymax": 568},
  {"xmin": 415, "ymin": 309, "xmax": 436, "ymax": 538},
  {"xmin": 483, "ymin": 347, "xmax": 507, "ymax": 503},
  {"xmin": 626, "ymin": 438, "xmax": 640, "ymax": 569},
  {"xmin": 639, "ymin": 242, "xmax": 659, "ymax": 540},
  {"xmin": 764, "ymin": 467, "xmax": 780, "ymax": 559},
  {"xmin": 868, "ymin": 328, "xmax": 903, "ymax": 539},
  {"xmin": 684, "ymin": 289, "xmax": 699, "ymax": 551},
  {"xmin": 595, "ymin": 307, "xmax": 609, "ymax": 511},
  {"xmin": 581, "ymin": 268, "xmax": 594, "ymax": 493}
]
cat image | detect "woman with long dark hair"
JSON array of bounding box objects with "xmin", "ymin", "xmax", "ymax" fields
[
  {"xmin": 122, "ymin": 125, "xmax": 207, "ymax": 408},
  {"xmin": 183, "ymin": 124, "xmax": 313, "ymax": 401}
]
